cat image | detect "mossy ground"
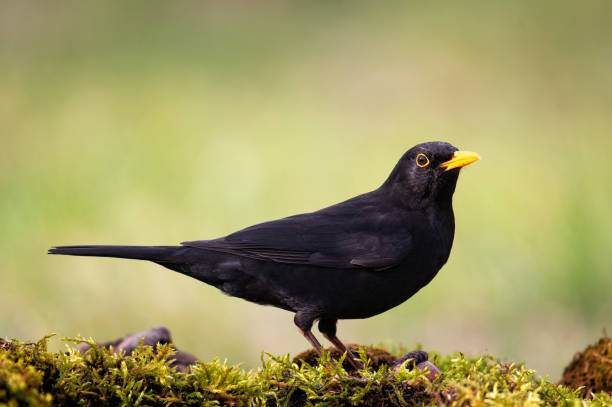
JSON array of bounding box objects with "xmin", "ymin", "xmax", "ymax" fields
[{"xmin": 1, "ymin": 336, "xmax": 610, "ymax": 407}]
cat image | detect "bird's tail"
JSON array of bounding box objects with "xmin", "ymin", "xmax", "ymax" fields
[{"xmin": 48, "ymin": 245, "xmax": 180, "ymax": 262}]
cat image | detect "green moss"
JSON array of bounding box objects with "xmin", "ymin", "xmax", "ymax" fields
[
  {"xmin": 0, "ymin": 338, "xmax": 53, "ymax": 407},
  {"xmin": 0, "ymin": 336, "xmax": 610, "ymax": 406}
]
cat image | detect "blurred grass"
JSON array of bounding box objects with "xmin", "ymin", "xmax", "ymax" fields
[{"xmin": 1, "ymin": 1, "xmax": 611, "ymax": 380}]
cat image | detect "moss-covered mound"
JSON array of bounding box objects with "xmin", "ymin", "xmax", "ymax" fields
[
  {"xmin": 293, "ymin": 344, "xmax": 397, "ymax": 373},
  {"xmin": 559, "ymin": 336, "xmax": 612, "ymax": 397},
  {"xmin": 1, "ymin": 336, "xmax": 610, "ymax": 406}
]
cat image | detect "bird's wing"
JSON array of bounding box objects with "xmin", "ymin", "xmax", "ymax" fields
[{"xmin": 182, "ymin": 193, "xmax": 413, "ymax": 271}]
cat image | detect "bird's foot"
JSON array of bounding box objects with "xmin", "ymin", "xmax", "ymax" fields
[{"xmin": 293, "ymin": 346, "xmax": 441, "ymax": 380}]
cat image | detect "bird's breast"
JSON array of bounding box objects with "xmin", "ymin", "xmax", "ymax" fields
[{"xmin": 395, "ymin": 206, "xmax": 455, "ymax": 286}]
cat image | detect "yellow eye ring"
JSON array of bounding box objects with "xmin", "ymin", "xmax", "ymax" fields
[{"xmin": 416, "ymin": 153, "xmax": 430, "ymax": 168}]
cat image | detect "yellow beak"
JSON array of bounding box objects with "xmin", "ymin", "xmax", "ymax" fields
[{"xmin": 439, "ymin": 151, "xmax": 481, "ymax": 171}]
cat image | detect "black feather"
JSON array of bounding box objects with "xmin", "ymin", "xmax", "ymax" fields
[{"xmin": 48, "ymin": 245, "xmax": 178, "ymax": 262}]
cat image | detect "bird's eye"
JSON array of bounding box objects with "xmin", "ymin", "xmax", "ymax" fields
[{"xmin": 416, "ymin": 153, "xmax": 430, "ymax": 168}]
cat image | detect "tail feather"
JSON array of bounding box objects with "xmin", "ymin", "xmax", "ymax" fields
[{"xmin": 48, "ymin": 245, "xmax": 179, "ymax": 262}]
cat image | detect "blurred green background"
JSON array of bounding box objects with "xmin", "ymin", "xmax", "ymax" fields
[{"xmin": 1, "ymin": 1, "xmax": 611, "ymax": 380}]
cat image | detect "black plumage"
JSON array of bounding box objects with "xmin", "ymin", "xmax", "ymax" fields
[{"xmin": 49, "ymin": 141, "xmax": 480, "ymax": 369}]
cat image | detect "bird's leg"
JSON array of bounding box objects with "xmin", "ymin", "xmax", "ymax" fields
[
  {"xmin": 324, "ymin": 335, "xmax": 363, "ymax": 371},
  {"xmin": 294, "ymin": 312, "xmax": 324, "ymax": 355},
  {"xmin": 298, "ymin": 329, "xmax": 324, "ymax": 355},
  {"xmin": 295, "ymin": 312, "xmax": 341, "ymax": 374},
  {"xmin": 318, "ymin": 318, "xmax": 364, "ymax": 370}
]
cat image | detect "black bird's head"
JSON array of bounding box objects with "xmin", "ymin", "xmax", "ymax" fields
[{"xmin": 383, "ymin": 141, "xmax": 480, "ymax": 209}]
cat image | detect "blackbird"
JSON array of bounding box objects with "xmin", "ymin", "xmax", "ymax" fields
[{"xmin": 49, "ymin": 141, "xmax": 479, "ymax": 370}]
